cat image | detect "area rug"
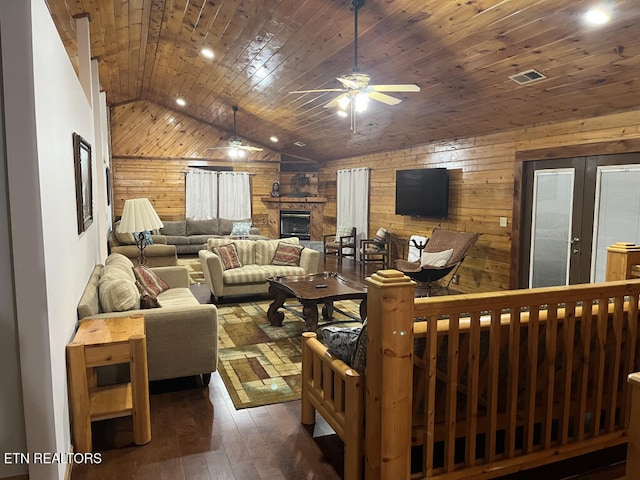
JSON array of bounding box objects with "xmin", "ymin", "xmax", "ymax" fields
[
  {"xmin": 217, "ymin": 300, "xmax": 362, "ymax": 409},
  {"xmin": 177, "ymin": 257, "xmax": 205, "ymax": 284}
]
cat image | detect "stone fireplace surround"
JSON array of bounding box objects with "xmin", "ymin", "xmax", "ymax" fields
[{"xmin": 262, "ymin": 196, "xmax": 326, "ymax": 241}]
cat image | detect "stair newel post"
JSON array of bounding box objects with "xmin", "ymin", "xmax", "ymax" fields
[
  {"xmin": 627, "ymin": 373, "xmax": 640, "ymax": 477},
  {"xmin": 364, "ymin": 269, "xmax": 416, "ymax": 480}
]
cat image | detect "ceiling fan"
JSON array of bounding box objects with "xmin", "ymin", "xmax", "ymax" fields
[
  {"xmin": 290, "ymin": 0, "xmax": 420, "ymax": 133},
  {"xmin": 206, "ymin": 105, "xmax": 263, "ymax": 158}
]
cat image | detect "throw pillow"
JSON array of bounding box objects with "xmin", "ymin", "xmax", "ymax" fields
[
  {"xmin": 334, "ymin": 225, "xmax": 354, "ymax": 243},
  {"xmin": 134, "ymin": 231, "xmax": 154, "ymax": 245},
  {"xmin": 99, "ymin": 279, "xmax": 140, "ymax": 313},
  {"xmin": 271, "ymin": 243, "xmax": 305, "ymax": 266},
  {"xmin": 420, "ymin": 248, "xmax": 454, "ymax": 268},
  {"xmin": 133, "ymin": 265, "xmax": 170, "ymax": 297},
  {"xmin": 213, "ymin": 243, "xmax": 242, "ymax": 270},
  {"xmin": 372, "ymin": 227, "xmax": 388, "ymax": 248},
  {"xmin": 230, "ymin": 221, "xmax": 252, "ymax": 237},
  {"xmin": 351, "ymin": 320, "xmax": 368, "ymax": 373},
  {"xmin": 140, "ymin": 294, "xmax": 161, "ymax": 309},
  {"xmin": 320, "ymin": 326, "xmax": 362, "ymax": 364}
]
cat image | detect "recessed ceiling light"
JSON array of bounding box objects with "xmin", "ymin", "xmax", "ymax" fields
[
  {"xmin": 201, "ymin": 48, "xmax": 214, "ymax": 59},
  {"xmin": 584, "ymin": 6, "xmax": 611, "ymax": 25},
  {"xmin": 176, "ymin": 98, "xmax": 186, "ymax": 107},
  {"xmin": 270, "ymin": 136, "xmax": 278, "ymax": 143}
]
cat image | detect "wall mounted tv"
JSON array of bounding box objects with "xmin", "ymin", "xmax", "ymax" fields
[{"xmin": 395, "ymin": 168, "xmax": 449, "ymax": 218}]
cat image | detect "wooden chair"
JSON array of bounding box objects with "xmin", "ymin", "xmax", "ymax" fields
[
  {"xmin": 324, "ymin": 226, "xmax": 356, "ymax": 263},
  {"xmin": 359, "ymin": 228, "xmax": 390, "ymax": 272}
]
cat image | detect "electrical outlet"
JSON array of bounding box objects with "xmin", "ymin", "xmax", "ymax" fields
[{"xmin": 452, "ymin": 274, "xmax": 459, "ymax": 285}]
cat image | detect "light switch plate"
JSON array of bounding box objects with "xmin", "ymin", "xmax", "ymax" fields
[{"xmin": 500, "ymin": 217, "xmax": 508, "ymax": 227}]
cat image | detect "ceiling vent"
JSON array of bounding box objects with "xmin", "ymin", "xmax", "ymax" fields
[
  {"xmin": 293, "ymin": 141, "xmax": 306, "ymax": 147},
  {"xmin": 509, "ymin": 69, "xmax": 546, "ymax": 85}
]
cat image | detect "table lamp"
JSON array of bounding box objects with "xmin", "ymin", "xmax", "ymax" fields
[{"xmin": 117, "ymin": 198, "xmax": 164, "ymax": 265}]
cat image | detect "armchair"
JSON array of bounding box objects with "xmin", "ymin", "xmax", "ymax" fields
[
  {"xmin": 359, "ymin": 227, "xmax": 390, "ymax": 272},
  {"xmin": 323, "ymin": 226, "xmax": 356, "ymax": 263}
]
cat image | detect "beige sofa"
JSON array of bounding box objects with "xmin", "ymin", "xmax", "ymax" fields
[
  {"xmin": 108, "ymin": 230, "xmax": 178, "ymax": 267},
  {"xmin": 77, "ymin": 253, "xmax": 218, "ymax": 384},
  {"xmin": 199, "ymin": 237, "xmax": 320, "ymax": 301},
  {"xmin": 160, "ymin": 218, "xmax": 267, "ymax": 255}
]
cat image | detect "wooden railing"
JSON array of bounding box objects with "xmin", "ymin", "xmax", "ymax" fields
[{"xmin": 302, "ymin": 270, "xmax": 640, "ymax": 479}]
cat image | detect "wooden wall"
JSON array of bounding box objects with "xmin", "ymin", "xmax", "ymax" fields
[
  {"xmin": 110, "ymin": 100, "xmax": 280, "ymax": 231},
  {"xmin": 109, "ymin": 99, "xmax": 640, "ymax": 293},
  {"xmin": 320, "ymin": 110, "xmax": 640, "ymax": 294}
]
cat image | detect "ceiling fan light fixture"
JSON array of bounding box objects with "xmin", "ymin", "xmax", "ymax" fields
[
  {"xmin": 337, "ymin": 110, "xmax": 348, "ymax": 118},
  {"xmin": 355, "ymin": 92, "xmax": 369, "ymax": 112},
  {"xmin": 337, "ymin": 96, "xmax": 351, "ymax": 110}
]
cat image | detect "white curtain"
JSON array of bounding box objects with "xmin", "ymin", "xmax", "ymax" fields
[
  {"xmin": 218, "ymin": 171, "xmax": 251, "ymax": 219},
  {"xmin": 185, "ymin": 170, "xmax": 217, "ymax": 219},
  {"xmin": 337, "ymin": 168, "xmax": 370, "ymax": 259}
]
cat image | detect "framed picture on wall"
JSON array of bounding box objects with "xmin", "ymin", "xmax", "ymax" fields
[{"xmin": 73, "ymin": 133, "xmax": 93, "ymax": 234}]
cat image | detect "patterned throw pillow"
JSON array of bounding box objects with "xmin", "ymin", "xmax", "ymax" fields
[
  {"xmin": 320, "ymin": 326, "xmax": 362, "ymax": 364},
  {"xmin": 213, "ymin": 243, "xmax": 242, "ymax": 270},
  {"xmin": 334, "ymin": 225, "xmax": 354, "ymax": 243},
  {"xmin": 230, "ymin": 221, "xmax": 252, "ymax": 237},
  {"xmin": 271, "ymin": 243, "xmax": 305, "ymax": 266},
  {"xmin": 133, "ymin": 266, "xmax": 169, "ymax": 296},
  {"xmin": 420, "ymin": 248, "xmax": 454, "ymax": 268}
]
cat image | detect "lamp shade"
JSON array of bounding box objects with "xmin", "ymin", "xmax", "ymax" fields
[{"xmin": 117, "ymin": 198, "xmax": 164, "ymax": 233}]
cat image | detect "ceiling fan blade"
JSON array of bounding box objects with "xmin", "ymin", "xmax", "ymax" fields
[
  {"xmin": 205, "ymin": 147, "xmax": 228, "ymax": 151},
  {"xmin": 371, "ymin": 84, "xmax": 421, "ymax": 92},
  {"xmin": 290, "ymin": 88, "xmax": 345, "ymax": 94},
  {"xmin": 241, "ymin": 146, "xmax": 263, "ymax": 152},
  {"xmin": 368, "ymin": 91, "xmax": 402, "ymax": 105},
  {"xmin": 324, "ymin": 93, "xmax": 350, "ymax": 109}
]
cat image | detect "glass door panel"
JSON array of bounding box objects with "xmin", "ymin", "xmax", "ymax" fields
[
  {"xmin": 591, "ymin": 165, "xmax": 640, "ymax": 282},
  {"xmin": 529, "ymin": 169, "xmax": 575, "ymax": 287}
]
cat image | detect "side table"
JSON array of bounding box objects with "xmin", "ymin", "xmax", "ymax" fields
[{"xmin": 66, "ymin": 315, "xmax": 151, "ymax": 452}]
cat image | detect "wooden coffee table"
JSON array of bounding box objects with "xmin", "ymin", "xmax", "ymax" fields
[{"xmin": 267, "ymin": 272, "xmax": 367, "ymax": 331}]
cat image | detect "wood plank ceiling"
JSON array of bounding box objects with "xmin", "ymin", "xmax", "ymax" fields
[{"xmin": 45, "ymin": 0, "xmax": 640, "ymax": 162}]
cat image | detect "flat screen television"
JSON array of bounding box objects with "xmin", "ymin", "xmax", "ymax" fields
[{"xmin": 395, "ymin": 168, "xmax": 449, "ymax": 218}]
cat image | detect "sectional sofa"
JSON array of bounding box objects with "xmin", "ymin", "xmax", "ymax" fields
[{"xmin": 160, "ymin": 218, "xmax": 267, "ymax": 255}]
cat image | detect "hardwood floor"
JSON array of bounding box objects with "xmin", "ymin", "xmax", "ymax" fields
[{"xmin": 70, "ymin": 256, "xmax": 627, "ymax": 480}]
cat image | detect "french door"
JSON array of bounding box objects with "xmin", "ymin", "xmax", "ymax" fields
[{"xmin": 520, "ymin": 153, "xmax": 640, "ymax": 287}]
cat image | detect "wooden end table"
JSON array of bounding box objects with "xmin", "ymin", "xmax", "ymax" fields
[
  {"xmin": 66, "ymin": 315, "xmax": 151, "ymax": 452},
  {"xmin": 267, "ymin": 272, "xmax": 367, "ymax": 331}
]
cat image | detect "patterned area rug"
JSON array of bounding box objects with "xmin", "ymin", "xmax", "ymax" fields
[
  {"xmin": 177, "ymin": 257, "xmax": 205, "ymax": 284},
  {"xmin": 217, "ymin": 300, "xmax": 362, "ymax": 410}
]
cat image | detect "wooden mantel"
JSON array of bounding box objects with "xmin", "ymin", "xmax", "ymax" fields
[{"xmin": 262, "ymin": 196, "xmax": 327, "ymax": 241}]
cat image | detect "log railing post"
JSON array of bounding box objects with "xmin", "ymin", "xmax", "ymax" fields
[
  {"xmin": 606, "ymin": 242, "xmax": 640, "ymax": 281},
  {"xmin": 364, "ymin": 270, "xmax": 416, "ymax": 480},
  {"xmin": 627, "ymin": 372, "xmax": 640, "ymax": 478}
]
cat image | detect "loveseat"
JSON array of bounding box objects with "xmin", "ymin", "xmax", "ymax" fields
[
  {"xmin": 108, "ymin": 229, "xmax": 178, "ymax": 267},
  {"xmin": 160, "ymin": 218, "xmax": 267, "ymax": 255},
  {"xmin": 199, "ymin": 237, "xmax": 320, "ymax": 301},
  {"xmin": 77, "ymin": 253, "xmax": 218, "ymax": 384}
]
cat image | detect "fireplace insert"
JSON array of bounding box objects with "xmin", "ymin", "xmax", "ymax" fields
[{"xmin": 280, "ymin": 210, "xmax": 310, "ymax": 240}]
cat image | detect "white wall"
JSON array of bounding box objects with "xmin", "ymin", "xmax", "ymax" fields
[{"xmin": 0, "ymin": 1, "xmax": 106, "ymax": 478}]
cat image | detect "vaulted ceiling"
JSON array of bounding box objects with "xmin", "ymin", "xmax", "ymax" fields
[{"xmin": 45, "ymin": 0, "xmax": 640, "ymax": 162}]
